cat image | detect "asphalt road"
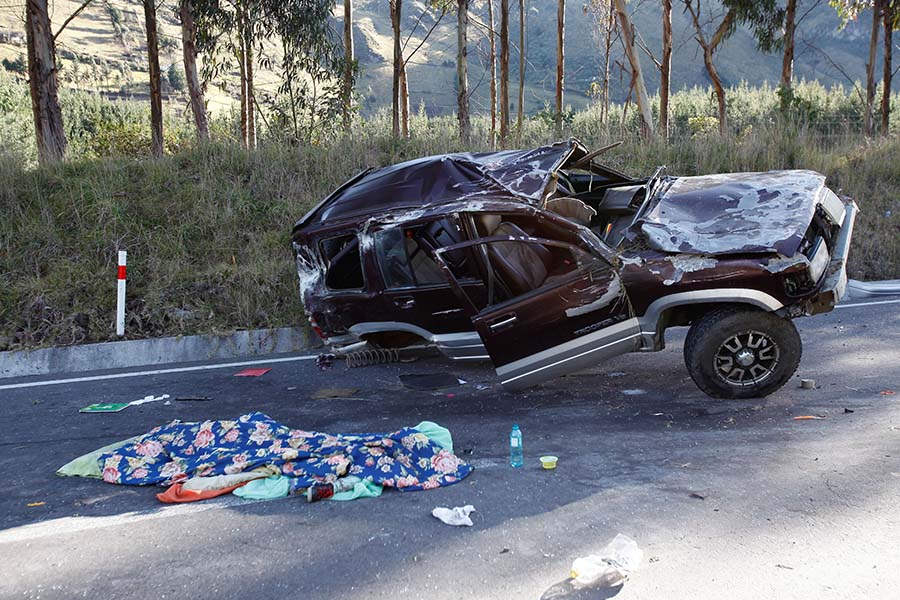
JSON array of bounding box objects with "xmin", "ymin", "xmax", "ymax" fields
[{"xmin": 1, "ymin": 297, "xmax": 899, "ymax": 600}]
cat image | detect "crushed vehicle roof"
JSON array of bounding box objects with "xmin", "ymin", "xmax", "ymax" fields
[
  {"xmin": 636, "ymin": 170, "xmax": 826, "ymax": 256},
  {"xmin": 296, "ymin": 140, "xmax": 585, "ymax": 228}
]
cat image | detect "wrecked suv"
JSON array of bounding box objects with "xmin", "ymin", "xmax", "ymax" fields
[{"xmin": 291, "ymin": 139, "xmax": 856, "ymax": 399}]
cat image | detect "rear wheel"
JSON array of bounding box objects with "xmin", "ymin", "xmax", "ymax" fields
[{"xmin": 684, "ymin": 307, "xmax": 801, "ymax": 399}]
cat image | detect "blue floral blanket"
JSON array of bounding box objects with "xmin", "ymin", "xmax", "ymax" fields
[{"xmin": 99, "ymin": 412, "xmax": 472, "ymax": 493}]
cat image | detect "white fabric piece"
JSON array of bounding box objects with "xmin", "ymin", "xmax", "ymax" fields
[{"xmin": 432, "ymin": 505, "xmax": 475, "ymax": 527}]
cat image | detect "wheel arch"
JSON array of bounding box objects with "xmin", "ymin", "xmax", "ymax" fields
[{"xmin": 637, "ymin": 289, "xmax": 784, "ymax": 350}]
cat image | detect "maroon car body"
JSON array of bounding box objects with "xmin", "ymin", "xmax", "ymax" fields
[{"xmin": 291, "ymin": 139, "xmax": 857, "ymax": 398}]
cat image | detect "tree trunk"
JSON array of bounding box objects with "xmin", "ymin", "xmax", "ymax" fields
[
  {"xmin": 342, "ymin": 0, "xmax": 354, "ymax": 134},
  {"xmin": 400, "ymin": 60, "xmax": 410, "ymax": 138},
  {"xmin": 601, "ymin": 0, "xmax": 613, "ymax": 124},
  {"xmin": 517, "ymin": 0, "xmax": 525, "ymax": 135},
  {"xmin": 143, "ymin": 0, "xmax": 163, "ymax": 157},
  {"xmin": 391, "ymin": 0, "xmax": 402, "ymax": 139},
  {"xmin": 614, "ymin": 0, "xmax": 653, "ymax": 137},
  {"xmin": 780, "ymin": 0, "xmax": 796, "ymax": 95},
  {"xmin": 246, "ymin": 30, "xmax": 256, "ymax": 149},
  {"xmin": 704, "ymin": 46, "xmax": 727, "ymax": 133},
  {"xmin": 457, "ymin": 0, "xmax": 470, "ymax": 143},
  {"xmin": 179, "ymin": 0, "xmax": 208, "ymax": 142},
  {"xmin": 499, "ymin": 0, "xmax": 510, "ymax": 143},
  {"xmin": 25, "ymin": 0, "xmax": 67, "ymax": 164},
  {"xmin": 660, "ymin": 0, "xmax": 671, "ymax": 139},
  {"xmin": 882, "ymin": 2, "xmax": 893, "ymax": 136},
  {"xmin": 487, "ymin": 0, "xmax": 496, "ymax": 146},
  {"xmin": 238, "ymin": 26, "xmax": 248, "ymax": 148},
  {"xmin": 555, "ymin": 0, "xmax": 564, "ymax": 134},
  {"xmin": 865, "ymin": 0, "xmax": 882, "ymax": 137}
]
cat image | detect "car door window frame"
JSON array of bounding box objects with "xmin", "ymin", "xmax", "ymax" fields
[
  {"xmin": 433, "ymin": 235, "xmax": 613, "ymax": 316},
  {"xmin": 373, "ymin": 217, "xmax": 479, "ymax": 291}
]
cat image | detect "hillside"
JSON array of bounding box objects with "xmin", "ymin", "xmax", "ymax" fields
[{"xmin": 0, "ymin": 0, "xmax": 893, "ymax": 116}]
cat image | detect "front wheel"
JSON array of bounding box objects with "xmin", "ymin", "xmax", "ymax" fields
[{"xmin": 684, "ymin": 307, "xmax": 802, "ymax": 399}]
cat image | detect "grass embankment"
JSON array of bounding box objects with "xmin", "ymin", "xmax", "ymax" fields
[{"xmin": 1, "ymin": 89, "xmax": 898, "ymax": 350}]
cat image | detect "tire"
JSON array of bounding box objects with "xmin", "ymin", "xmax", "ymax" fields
[{"xmin": 683, "ymin": 307, "xmax": 802, "ymax": 399}]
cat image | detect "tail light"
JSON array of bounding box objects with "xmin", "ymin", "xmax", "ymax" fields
[{"xmin": 309, "ymin": 316, "xmax": 326, "ymax": 340}]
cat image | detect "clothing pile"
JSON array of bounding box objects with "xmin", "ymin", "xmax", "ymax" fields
[{"xmin": 58, "ymin": 412, "xmax": 473, "ymax": 504}]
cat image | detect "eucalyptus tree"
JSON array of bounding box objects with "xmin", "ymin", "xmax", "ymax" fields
[{"xmin": 682, "ymin": 0, "xmax": 783, "ymax": 134}]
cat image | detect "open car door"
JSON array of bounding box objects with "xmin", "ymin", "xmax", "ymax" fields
[{"xmin": 433, "ymin": 234, "xmax": 640, "ymax": 390}]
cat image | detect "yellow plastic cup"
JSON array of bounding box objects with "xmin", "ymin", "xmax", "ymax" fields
[{"xmin": 540, "ymin": 455, "xmax": 558, "ymax": 470}]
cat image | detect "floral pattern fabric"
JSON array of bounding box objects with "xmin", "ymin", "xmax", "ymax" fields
[{"xmin": 98, "ymin": 412, "xmax": 472, "ymax": 493}]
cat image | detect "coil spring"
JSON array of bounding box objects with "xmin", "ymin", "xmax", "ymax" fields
[{"xmin": 345, "ymin": 348, "xmax": 401, "ymax": 368}]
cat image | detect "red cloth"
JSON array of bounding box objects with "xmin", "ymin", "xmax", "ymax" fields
[{"xmin": 156, "ymin": 481, "xmax": 249, "ymax": 504}]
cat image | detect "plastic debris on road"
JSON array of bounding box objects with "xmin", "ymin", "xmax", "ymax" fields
[
  {"xmin": 80, "ymin": 394, "xmax": 170, "ymax": 413},
  {"xmin": 399, "ymin": 373, "xmax": 463, "ymax": 390},
  {"xmin": 311, "ymin": 388, "xmax": 359, "ymax": 400},
  {"xmin": 569, "ymin": 533, "xmax": 643, "ymax": 588},
  {"xmin": 432, "ymin": 505, "xmax": 475, "ymax": 526},
  {"xmin": 234, "ymin": 368, "xmax": 271, "ymax": 377},
  {"xmin": 794, "ymin": 415, "xmax": 827, "ymax": 420}
]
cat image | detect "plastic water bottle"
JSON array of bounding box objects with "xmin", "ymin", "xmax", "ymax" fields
[{"xmin": 510, "ymin": 424, "xmax": 524, "ymax": 468}]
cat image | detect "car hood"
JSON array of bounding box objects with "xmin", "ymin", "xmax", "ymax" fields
[{"xmin": 636, "ymin": 170, "xmax": 826, "ymax": 256}]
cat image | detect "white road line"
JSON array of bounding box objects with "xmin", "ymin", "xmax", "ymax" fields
[
  {"xmin": 836, "ymin": 298, "xmax": 900, "ymax": 309},
  {"xmin": 0, "ymin": 354, "xmax": 318, "ymax": 391},
  {"xmin": 0, "ymin": 495, "xmax": 246, "ymax": 544}
]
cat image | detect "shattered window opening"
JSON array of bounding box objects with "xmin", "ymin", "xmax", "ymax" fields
[{"xmin": 320, "ymin": 234, "xmax": 365, "ymax": 291}]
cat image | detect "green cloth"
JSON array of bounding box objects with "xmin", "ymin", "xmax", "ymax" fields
[
  {"xmin": 233, "ymin": 475, "xmax": 291, "ymax": 500},
  {"xmin": 331, "ymin": 476, "xmax": 383, "ymax": 501},
  {"xmin": 414, "ymin": 421, "xmax": 453, "ymax": 453},
  {"xmin": 56, "ymin": 435, "xmax": 142, "ymax": 478}
]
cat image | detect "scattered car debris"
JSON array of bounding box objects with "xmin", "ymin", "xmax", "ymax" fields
[
  {"xmin": 399, "ymin": 372, "xmax": 463, "ymax": 390},
  {"xmin": 291, "ymin": 138, "xmax": 857, "ymax": 399},
  {"xmin": 622, "ymin": 389, "xmax": 646, "ymax": 396},
  {"xmin": 26, "ymin": 502, "xmax": 45, "ymax": 507},
  {"xmin": 881, "ymin": 390, "xmax": 897, "ymax": 396},
  {"xmin": 800, "ymin": 378, "xmax": 816, "ymax": 389},
  {"xmin": 79, "ymin": 402, "xmax": 131, "ymax": 413},
  {"xmin": 79, "ymin": 394, "xmax": 170, "ymax": 413},
  {"xmin": 689, "ymin": 492, "xmax": 706, "ymax": 500},
  {"xmin": 843, "ymin": 408, "xmax": 855, "ymax": 413},
  {"xmin": 130, "ymin": 394, "xmax": 170, "ymax": 406},
  {"xmin": 310, "ymin": 388, "xmax": 359, "ymax": 400},
  {"xmin": 569, "ymin": 534, "xmax": 643, "ymax": 588},
  {"xmin": 432, "ymin": 505, "xmax": 476, "ymax": 527},
  {"xmin": 794, "ymin": 415, "xmax": 827, "ymax": 420},
  {"xmin": 315, "ymin": 353, "xmax": 335, "ymax": 370},
  {"xmin": 233, "ymin": 368, "xmax": 271, "ymax": 377},
  {"xmin": 175, "ymin": 396, "xmax": 212, "ymax": 402}
]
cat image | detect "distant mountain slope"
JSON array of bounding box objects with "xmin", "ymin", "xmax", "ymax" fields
[{"xmin": 0, "ymin": 0, "xmax": 891, "ymax": 117}]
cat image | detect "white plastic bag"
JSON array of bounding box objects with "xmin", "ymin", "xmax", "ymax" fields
[
  {"xmin": 570, "ymin": 534, "xmax": 643, "ymax": 587},
  {"xmin": 432, "ymin": 505, "xmax": 475, "ymax": 526}
]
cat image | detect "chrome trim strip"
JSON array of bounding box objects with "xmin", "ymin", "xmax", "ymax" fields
[
  {"xmin": 495, "ymin": 317, "xmax": 641, "ymax": 378},
  {"xmin": 501, "ymin": 333, "xmax": 643, "ymax": 386}
]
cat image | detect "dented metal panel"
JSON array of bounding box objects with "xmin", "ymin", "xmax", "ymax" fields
[
  {"xmin": 297, "ymin": 141, "xmax": 582, "ymax": 228},
  {"xmin": 637, "ymin": 170, "xmax": 825, "ymax": 256}
]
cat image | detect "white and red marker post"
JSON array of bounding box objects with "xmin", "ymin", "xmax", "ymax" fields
[{"xmin": 116, "ymin": 250, "xmax": 127, "ymax": 337}]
